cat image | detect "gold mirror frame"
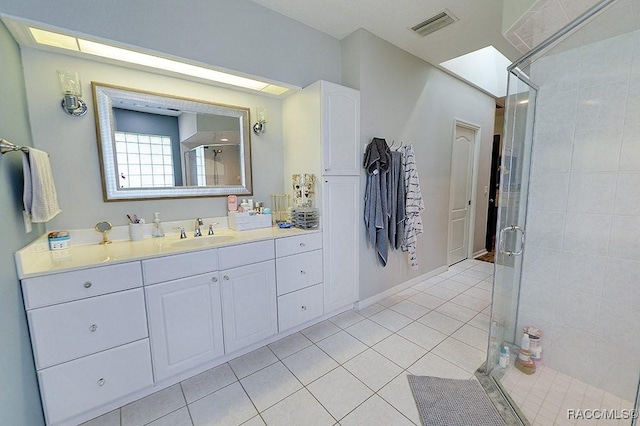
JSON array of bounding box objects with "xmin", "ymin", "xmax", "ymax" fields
[{"xmin": 92, "ymin": 82, "xmax": 253, "ymax": 201}]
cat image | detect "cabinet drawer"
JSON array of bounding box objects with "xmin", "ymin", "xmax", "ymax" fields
[
  {"xmin": 38, "ymin": 339, "xmax": 153, "ymax": 426},
  {"xmin": 28, "ymin": 288, "xmax": 148, "ymax": 370},
  {"xmin": 276, "ymin": 250, "xmax": 323, "ymax": 295},
  {"xmin": 277, "ymin": 284, "xmax": 324, "ymax": 332},
  {"xmin": 142, "ymin": 248, "xmax": 218, "ymax": 285},
  {"xmin": 22, "ymin": 262, "xmax": 142, "ymax": 310},
  {"xmin": 218, "ymin": 240, "xmax": 274, "ymax": 270},
  {"xmin": 275, "ymin": 233, "xmax": 322, "ymax": 257}
]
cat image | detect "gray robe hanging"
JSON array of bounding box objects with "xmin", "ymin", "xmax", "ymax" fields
[
  {"xmin": 387, "ymin": 150, "xmax": 405, "ymax": 250},
  {"xmin": 363, "ymin": 137, "xmax": 391, "ymax": 266}
]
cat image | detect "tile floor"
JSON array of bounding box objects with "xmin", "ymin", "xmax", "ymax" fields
[
  {"xmin": 500, "ymin": 363, "xmax": 636, "ymax": 426},
  {"xmin": 83, "ymin": 259, "xmax": 495, "ymax": 426}
]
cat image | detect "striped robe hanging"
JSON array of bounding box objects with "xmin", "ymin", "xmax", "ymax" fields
[{"xmin": 400, "ymin": 143, "xmax": 424, "ymax": 269}]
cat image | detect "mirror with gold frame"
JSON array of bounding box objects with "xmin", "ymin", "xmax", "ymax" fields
[{"xmin": 92, "ymin": 82, "xmax": 253, "ymax": 201}]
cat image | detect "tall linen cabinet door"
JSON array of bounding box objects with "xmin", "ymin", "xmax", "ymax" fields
[
  {"xmin": 321, "ymin": 81, "xmax": 360, "ymax": 176},
  {"xmin": 220, "ymin": 260, "xmax": 277, "ymax": 353},
  {"xmin": 323, "ymin": 176, "xmax": 359, "ymax": 312},
  {"xmin": 145, "ymin": 272, "xmax": 224, "ymax": 382}
]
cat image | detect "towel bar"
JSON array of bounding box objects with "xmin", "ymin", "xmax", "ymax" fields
[{"xmin": 0, "ymin": 138, "xmax": 29, "ymax": 154}]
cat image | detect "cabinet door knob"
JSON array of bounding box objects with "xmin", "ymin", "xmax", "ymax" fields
[
  {"xmin": 299, "ymin": 242, "xmax": 305, "ymax": 247},
  {"xmin": 97, "ymin": 378, "xmax": 106, "ymax": 386},
  {"xmin": 223, "ymin": 275, "xmax": 229, "ymax": 281},
  {"xmin": 324, "ymin": 168, "xmax": 329, "ymax": 172},
  {"xmin": 89, "ymin": 324, "xmax": 98, "ymax": 332},
  {"xmin": 212, "ymin": 277, "xmax": 218, "ymax": 283},
  {"xmin": 84, "ymin": 282, "xmax": 92, "ymax": 289},
  {"xmin": 300, "ymin": 270, "xmax": 306, "ymax": 275},
  {"xmin": 301, "ymin": 305, "xmax": 307, "ymax": 310}
]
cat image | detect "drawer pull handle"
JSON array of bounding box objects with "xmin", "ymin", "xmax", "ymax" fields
[
  {"xmin": 299, "ymin": 243, "xmax": 306, "ymax": 247},
  {"xmin": 84, "ymin": 282, "xmax": 92, "ymax": 289},
  {"xmin": 301, "ymin": 305, "xmax": 307, "ymax": 311},
  {"xmin": 212, "ymin": 277, "xmax": 218, "ymax": 283},
  {"xmin": 89, "ymin": 324, "xmax": 98, "ymax": 332},
  {"xmin": 223, "ymin": 275, "xmax": 229, "ymax": 281},
  {"xmin": 300, "ymin": 270, "xmax": 306, "ymax": 275},
  {"xmin": 97, "ymin": 378, "xmax": 106, "ymax": 386}
]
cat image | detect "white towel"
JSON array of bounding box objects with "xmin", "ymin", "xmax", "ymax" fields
[{"xmin": 22, "ymin": 148, "xmax": 61, "ymax": 223}]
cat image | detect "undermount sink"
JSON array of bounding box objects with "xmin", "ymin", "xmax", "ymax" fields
[{"xmin": 170, "ymin": 235, "xmax": 235, "ymax": 249}]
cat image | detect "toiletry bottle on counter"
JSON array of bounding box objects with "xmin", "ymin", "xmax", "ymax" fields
[
  {"xmin": 152, "ymin": 212, "xmax": 165, "ymax": 237},
  {"xmin": 227, "ymin": 195, "xmax": 238, "ymax": 212},
  {"xmin": 499, "ymin": 346, "xmax": 510, "ymax": 368},
  {"xmin": 521, "ymin": 333, "xmax": 530, "ymax": 350}
]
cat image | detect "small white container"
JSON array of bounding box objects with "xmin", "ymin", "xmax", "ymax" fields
[
  {"xmin": 48, "ymin": 231, "xmax": 70, "ymax": 250},
  {"xmin": 228, "ymin": 212, "xmax": 272, "ymax": 231},
  {"xmin": 128, "ymin": 223, "xmax": 144, "ymax": 241}
]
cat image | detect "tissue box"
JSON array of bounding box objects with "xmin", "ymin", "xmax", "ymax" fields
[{"xmin": 228, "ymin": 212, "xmax": 272, "ymax": 231}]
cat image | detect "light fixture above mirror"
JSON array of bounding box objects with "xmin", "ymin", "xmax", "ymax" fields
[
  {"xmin": 57, "ymin": 70, "xmax": 87, "ymax": 116},
  {"xmin": 2, "ymin": 16, "xmax": 298, "ymax": 97}
]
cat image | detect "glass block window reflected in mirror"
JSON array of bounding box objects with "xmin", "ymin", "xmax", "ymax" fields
[{"xmin": 114, "ymin": 131, "xmax": 175, "ymax": 188}]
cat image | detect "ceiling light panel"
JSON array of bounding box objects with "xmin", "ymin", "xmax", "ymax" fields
[{"xmin": 24, "ymin": 24, "xmax": 291, "ymax": 95}]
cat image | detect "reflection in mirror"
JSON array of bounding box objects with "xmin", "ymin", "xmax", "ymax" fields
[{"xmin": 92, "ymin": 83, "xmax": 252, "ymax": 201}]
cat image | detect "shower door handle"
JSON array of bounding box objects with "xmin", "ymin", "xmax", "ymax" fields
[{"xmin": 498, "ymin": 225, "xmax": 525, "ymax": 256}]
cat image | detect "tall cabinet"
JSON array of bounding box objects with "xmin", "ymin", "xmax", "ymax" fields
[{"xmin": 283, "ymin": 80, "xmax": 360, "ymax": 314}]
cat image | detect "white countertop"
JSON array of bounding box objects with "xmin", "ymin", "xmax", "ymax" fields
[{"xmin": 15, "ymin": 226, "xmax": 320, "ymax": 279}]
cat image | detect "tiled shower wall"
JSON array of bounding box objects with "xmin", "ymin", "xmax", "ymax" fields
[{"xmin": 519, "ymin": 29, "xmax": 640, "ymax": 401}]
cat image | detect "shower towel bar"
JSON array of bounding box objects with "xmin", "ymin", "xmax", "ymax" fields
[{"xmin": 0, "ymin": 138, "xmax": 29, "ymax": 155}]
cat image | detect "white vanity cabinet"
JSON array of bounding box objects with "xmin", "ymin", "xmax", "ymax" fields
[
  {"xmin": 18, "ymin": 230, "xmax": 327, "ymax": 425},
  {"xmin": 145, "ymin": 272, "xmax": 224, "ymax": 382},
  {"xmin": 21, "ymin": 262, "xmax": 153, "ymax": 426},
  {"xmin": 142, "ymin": 249, "xmax": 223, "ymax": 382},
  {"xmin": 219, "ymin": 241, "xmax": 277, "ymax": 353},
  {"xmin": 275, "ymin": 233, "xmax": 324, "ymax": 331}
]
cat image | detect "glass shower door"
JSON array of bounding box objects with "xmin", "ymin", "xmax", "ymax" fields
[{"xmin": 486, "ymin": 70, "xmax": 537, "ymax": 412}]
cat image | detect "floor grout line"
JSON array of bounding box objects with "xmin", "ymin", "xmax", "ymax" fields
[{"xmin": 82, "ymin": 265, "xmax": 498, "ymax": 426}]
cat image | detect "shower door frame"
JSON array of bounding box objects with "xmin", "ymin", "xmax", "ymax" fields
[{"xmin": 485, "ymin": 2, "xmax": 639, "ymax": 425}]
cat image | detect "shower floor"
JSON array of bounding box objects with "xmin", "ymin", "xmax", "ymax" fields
[{"xmin": 499, "ymin": 363, "xmax": 635, "ymax": 425}]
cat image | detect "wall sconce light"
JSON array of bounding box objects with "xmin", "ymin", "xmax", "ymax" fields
[
  {"xmin": 252, "ymin": 107, "xmax": 267, "ymax": 135},
  {"xmin": 57, "ymin": 70, "xmax": 87, "ymax": 116}
]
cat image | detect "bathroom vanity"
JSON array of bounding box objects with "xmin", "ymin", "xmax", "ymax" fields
[{"xmin": 16, "ymin": 228, "xmax": 336, "ymax": 426}]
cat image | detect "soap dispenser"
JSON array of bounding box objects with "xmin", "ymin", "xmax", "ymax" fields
[{"xmin": 152, "ymin": 212, "xmax": 165, "ymax": 237}]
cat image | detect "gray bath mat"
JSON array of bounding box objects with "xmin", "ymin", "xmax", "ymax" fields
[{"xmin": 407, "ymin": 375, "xmax": 506, "ymax": 426}]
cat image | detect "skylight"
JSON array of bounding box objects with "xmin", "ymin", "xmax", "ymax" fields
[{"xmin": 439, "ymin": 46, "xmax": 511, "ymax": 98}]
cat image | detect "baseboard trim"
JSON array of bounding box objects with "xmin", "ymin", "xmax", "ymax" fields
[
  {"xmin": 356, "ymin": 265, "xmax": 448, "ymax": 310},
  {"xmin": 473, "ymin": 249, "xmax": 488, "ymax": 258}
]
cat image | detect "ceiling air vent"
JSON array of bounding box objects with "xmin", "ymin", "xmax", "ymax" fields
[{"xmin": 411, "ymin": 10, "xmax": 457, "ymax": 37}]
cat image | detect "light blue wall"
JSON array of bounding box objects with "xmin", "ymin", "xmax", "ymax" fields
[{"xmin": 0, "ymin": 21, "xmax": 45, "ymax": 426}]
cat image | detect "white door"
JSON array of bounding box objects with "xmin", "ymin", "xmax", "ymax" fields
[
  {"xmin": 323, "ymin": 176, "xmax": 359, "ymax": 312},
  {"xmin": 448, "ymin": 124, "xmax": 476, "ymax": 265},
  {"xmin": 145, "ymin": 272, "xmax": 224, "ymax": 381},
  {"xmin": 321, "ymin": 81, "xmax": 360, "ymax": 176},
  {"xmin": 220, "ymin": 260, "xmax": 277, "ymax": 353}
]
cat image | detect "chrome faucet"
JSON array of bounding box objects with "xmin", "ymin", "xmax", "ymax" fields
[
  {"xmin": 207, "ymin": 222, "xmax": 219, "ymax": 235},
  {"xmin": 175, "ymin": 227, "xmax": 187, "ymax": 239},
  {"xmin": 194, "ymin": 218, "xmax": 203, "ymax": 237}
]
